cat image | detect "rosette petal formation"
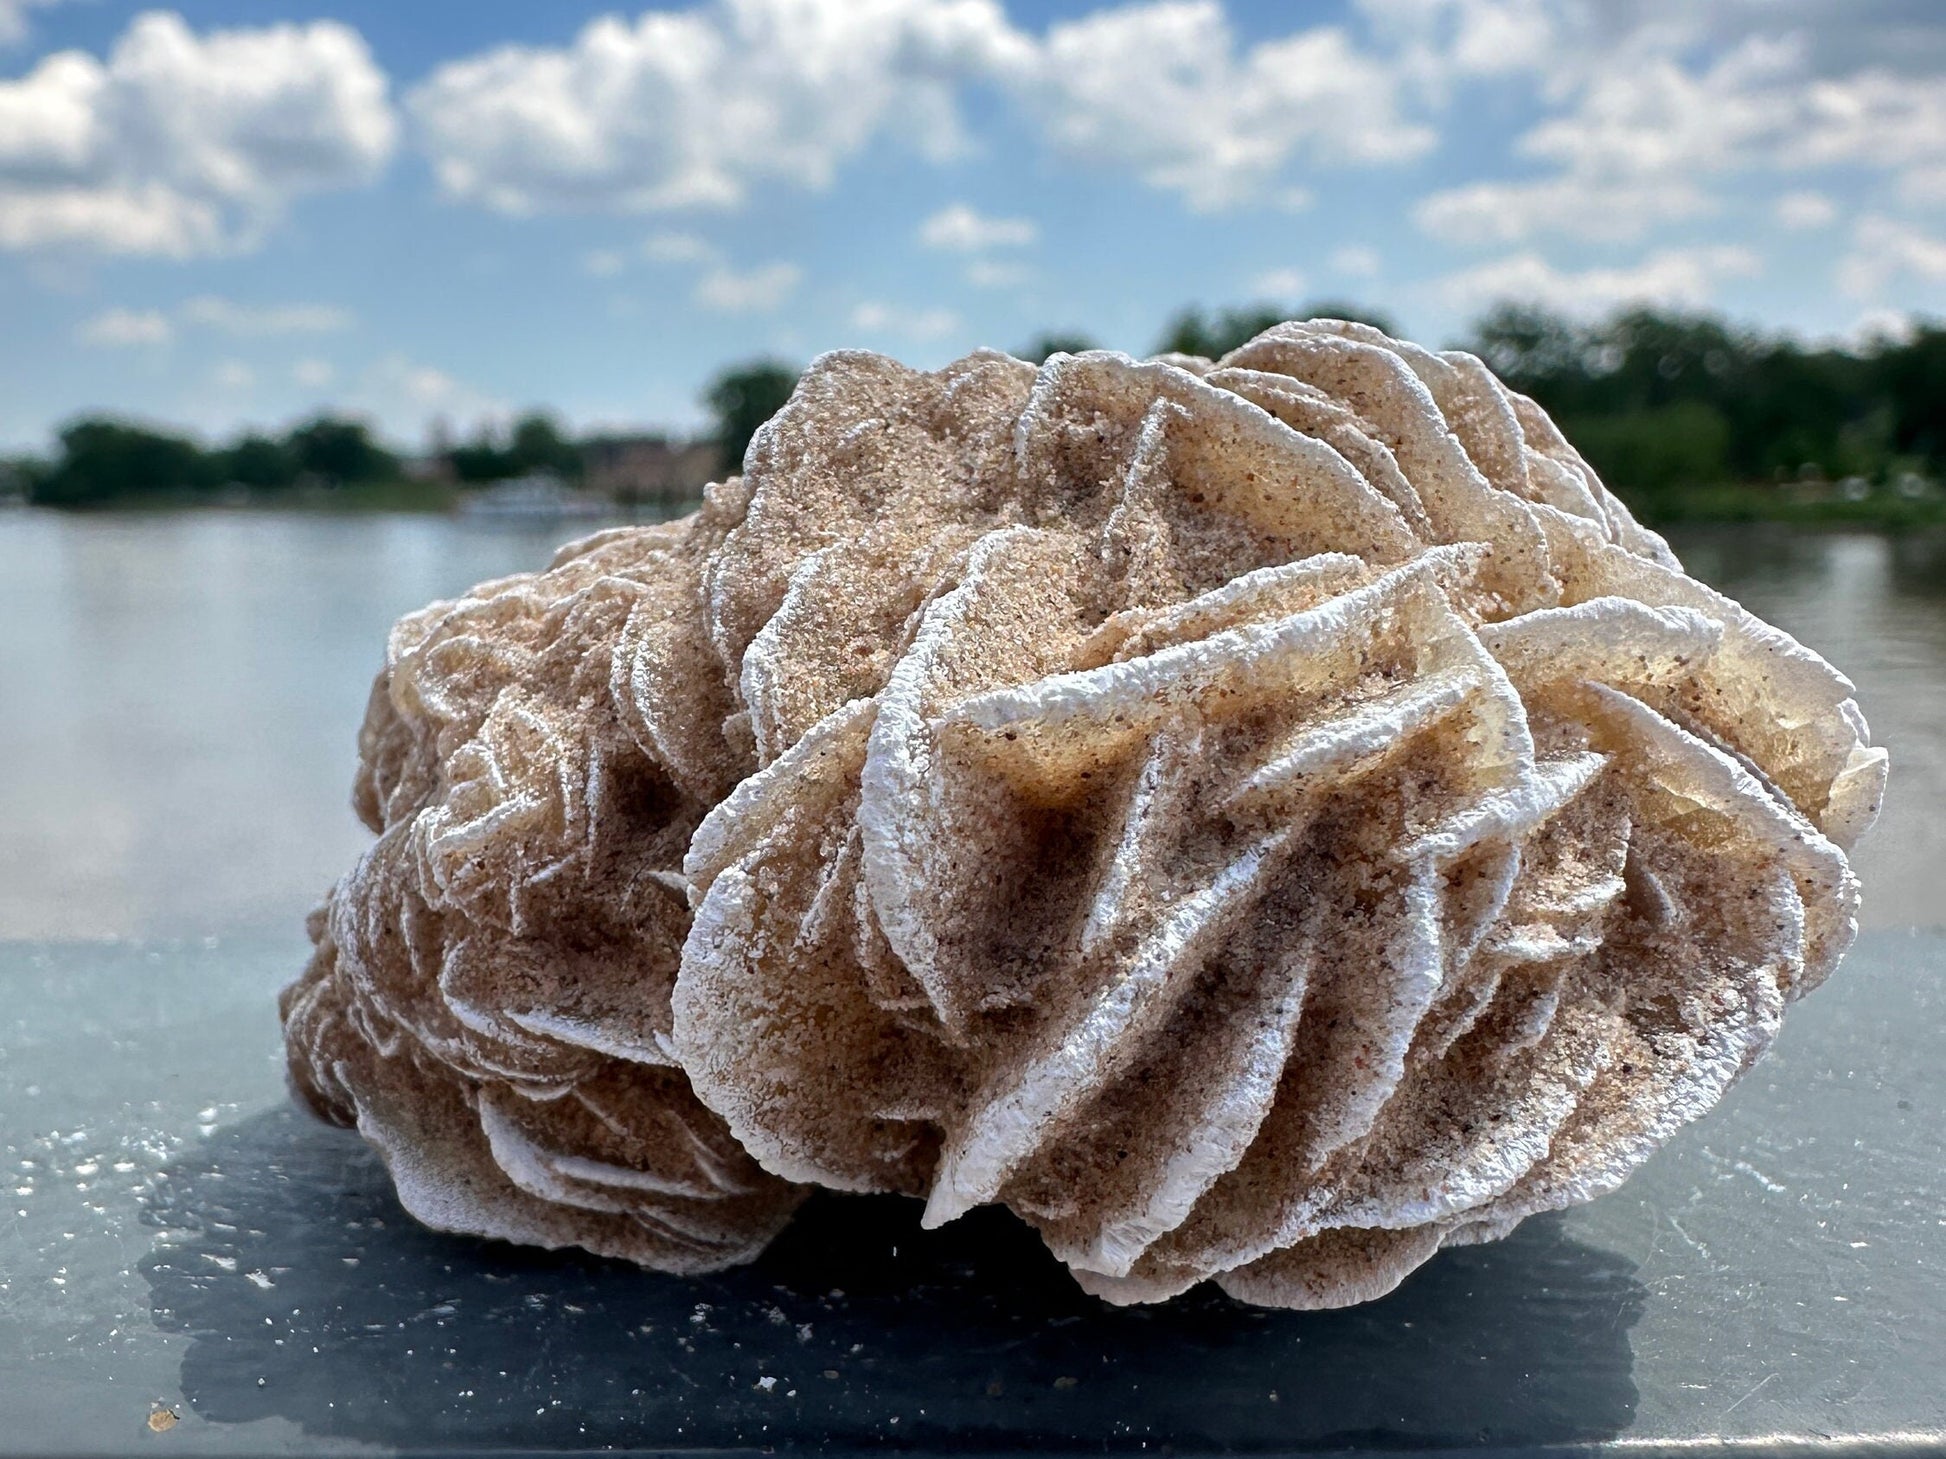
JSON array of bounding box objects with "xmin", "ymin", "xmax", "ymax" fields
[{"xmin": 284, "ymin": 320, "xmax": 1887, "ymax": 1309}]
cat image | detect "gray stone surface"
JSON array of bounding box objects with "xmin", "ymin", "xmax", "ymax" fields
[{"xmin": 1, "ymin": 930, "xmax": 1940, "ymax": 1455}]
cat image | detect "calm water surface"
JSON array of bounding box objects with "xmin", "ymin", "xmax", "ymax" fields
[{"xmin": 1, "ymin": 510, "xmax": 1939, "ymax": 940}]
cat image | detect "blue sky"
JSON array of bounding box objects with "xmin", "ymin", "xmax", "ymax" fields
[{"xmin": 2, "ymin": 0, "xmax": 1943, "ymax": 449}]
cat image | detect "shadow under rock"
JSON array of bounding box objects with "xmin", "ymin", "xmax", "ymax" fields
[{"xmin": 140, "ymin": 1107, "xmax": 1645, "ymax": 1453}]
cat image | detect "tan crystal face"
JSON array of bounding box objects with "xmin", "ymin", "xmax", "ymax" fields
[{"xmin": 285, "ymin": 319, "xmax": 1887, "ymax": 1309}]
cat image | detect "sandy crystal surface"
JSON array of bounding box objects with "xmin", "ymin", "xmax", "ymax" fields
[{"xmin": 282, "ymin": 320, "xmax": 1887, "ymax": 1309}]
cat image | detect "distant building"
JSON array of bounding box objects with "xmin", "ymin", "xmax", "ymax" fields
[
  {"xmin": 403, "ymin": 452, "xmax": 455, "ymax": 484},
  {"xmin": 582, "ymin": 434, "xmax": 722, "ymax": 505}
]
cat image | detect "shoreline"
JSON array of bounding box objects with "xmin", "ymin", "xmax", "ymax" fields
[
  {"xmin": 2, "ymin": 486, "xmax": 703, "ymax": 519},
  {"xmin": 9, "ymin": 492, "xmax": 1942, "ymax": 531}
]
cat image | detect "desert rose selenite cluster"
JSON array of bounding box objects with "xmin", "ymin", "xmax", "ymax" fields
[{"xmin": 282, "ymin": 319, "xmax": 1887, "ymax": 1310}]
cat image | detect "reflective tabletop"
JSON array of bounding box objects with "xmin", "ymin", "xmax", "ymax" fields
[{"xmin": 2, "ymin": 930, "xmax": 1941, "ymax": 1455}]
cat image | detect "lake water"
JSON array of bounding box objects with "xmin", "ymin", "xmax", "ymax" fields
[{"xmin": 1, "ymin": 510, "xmax": 1939, "ymax": 941}]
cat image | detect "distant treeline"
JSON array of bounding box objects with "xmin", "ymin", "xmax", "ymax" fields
[
  {"xmin": 1046, "ymin": 302, "xmax": 1946, "ymax": 522},
  {"xmin": 1465, "ymin": 304, "xmax": 1946, "ymax": 521},
  {"xmin": 0, "ymin": 410, "xmax": 592, "ymax": 509},
  {"xmin": 4, "ymin": 302, "xmax": 1942, "ymax": 525},
  {"xmin": 8, "ymin": 415, "xmax": 405, "ymax": 509}
]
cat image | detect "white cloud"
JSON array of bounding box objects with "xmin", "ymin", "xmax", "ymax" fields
[
  {"xmin": 582, "ymin": 229, "xmax": 725, "ymax": 282},
  {"xmin": 1516, "ymin": 37, "xmax": 1799, "ymax": 179},
  {"xmin": 409, "ymin": 1, "xmax": 1432, "ymax": 219},
  {"xmin": 694, "ymin": 260, "xmax": 801, "ymax": 312},
  {"xmin": 642, "ymin": 230, "xmax": 718, "ymax": 264},
  {"xmin": 391, "ymin": 360, "xmax": 457, "ymax": 405},
  {"xmin": 1364, "ymin": 1, "xmax": 1946, "ymax": 107},
  {"xmin": 965, "ymin": 258, "xmax": 1029, "ymax": 289},
  {"xmin": 1414, "ymin": 175, "xmax": 1709, "ymax": 246},
  {"xmin": 1774, "ymin": 190, "xmax": 1837, "ymax": 230},
  {"xmin": 1412, "ymin": 37, "xmax": 1788, "ymax": 246},
  {"xmin": 1836, "ymin": 307, "xmax": 1915, "ymax": 351},
  {"xmin": 292, "ymin": 357, "xmax": 335, "ymax": 387},
  {"xmin": 1330, "ymin": 244, "xmax": 1382, "ymax": 277},
  {"xmin": 1902, "ymin": 165, "xmax": 1946, "ymax": 208},
  {"xmin": 78, "ymin": 307, "xmax": 172, "ymax": 347},
  {"xmin": 1793, "ymin": 67, "xmax": 1946, "ymax": 191},
  {"xmin": 0, "ymin": 181, "xmax": 221, "ymax": 255},
  {"xmin": 350, "ymin": 353, "xmax": 506, "ymax": 439},
  {"xmin": 1413, "ymin": 22, "xmax": 1946, "ymax": 247},
  {"xmin": 851, "ymin": 300, "xmax": 960, "ymax": 340},
  {"xmin": 409, "ymin": 0, "xmax": 1027, "ymax": 216},
  {"xmin": 1354, "ymin": 0, "xmax": 1557, "ymax": 88},
  {"xmin": 212, "ymin": 359, "xmax": 255, "ymax": 391},
  {"xmin": 1015, "ymin": 1, "xmax": 1433, "ymax": 211},
  {"xmin": 0, "ymin": 0, "xmax": 71, "ymax": 49},
  {"xmin": 1249, "ymin": 267, "xmax": 1307, "ymax": 299},
  {"xmin": 1837, "ymin": 214, "xmax": 1946, "ymax": 298},
  {"xmin": 179, "ymin": 296, "xmax": 354, "ymax": 336},
  {"xmin": 1435, "ymin": 244, "xmax": 1762, "ymax": 315},
  {"xmin": 919, "ymin": 202, "xmax": 1037, "ymax": 251},
  {"xmin": 0, "ymin": 11, "xmax": 396, "ymax": 257},
  {"xmin": 77, "ymin": 294, "xmax": 352, "ymax": 348}
]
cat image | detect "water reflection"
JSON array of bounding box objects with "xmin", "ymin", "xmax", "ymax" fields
[
  {"xmin": 0, "ymin": 511, "xmax": 641, "ymax": 940},
  {"xmin": 1888, "ymin": 529, "xmax": 1946, "ymax": 600},
  {"xmin": 3, "ymin": 512, "xmax": 1941, "ymax": 940},
  {"xmin": 141, "ymin": 1107, "xmax": 1644, "ymax": 1452},
  {"xmin": 1664, "ymin": 525, "xmax": 1946, "ymax": 930}
]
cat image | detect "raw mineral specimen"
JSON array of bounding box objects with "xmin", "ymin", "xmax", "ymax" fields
[{"xmin": 283, "ymin": 320, "xmax": 1887, "ymax": 1309}]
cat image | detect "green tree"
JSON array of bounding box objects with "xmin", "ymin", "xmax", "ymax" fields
[
  {"xmin": 449, "ymin": 429, "xmax": 515, "ymax": 484},
  {"xmin": 34, "ymin": 418, "xmax": 217, "ymax": 506},
  {"xmin": 509, "ymin": 411, "xmax": 579, "ymax": 477},
  {"xmin": 705, "ymin": 360, "xmax": 800, "ymax": 472},
  {"xmin": 1736, "ymin": 343, "xmax": 1878, "ymax": 480},
  {"xmin": 1585, "ymin": 308, "xmax": 1751, "ymax": 417},
  {"xmin": 1877, "ymin": 321, "xmax": 1946, "ymax": 467},
  {"xmin": 221, "ymin": 433, "xmax": 299, "ymax": 491},
  {"xmin": 1464, "ymin": 303, "xmax": 1590, "ymax": 389},
  {"xmin": 285, "ymin": 415, "xmax": 396, "ymax": 485},
  {"xmin": 1561, "ymin": 401, "xmax": 1734, "ymax": 512},
  {"xmin": 1157, "ymin": 305, "xmax": 1287, "ymax": 359},
  {"xmin": 1, "ymin": 454, "xmax": 50, "ymax": 501},
  {"xmin": 1452, "ymin": 302, "xmax": 1946, "ymax": 515}
]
